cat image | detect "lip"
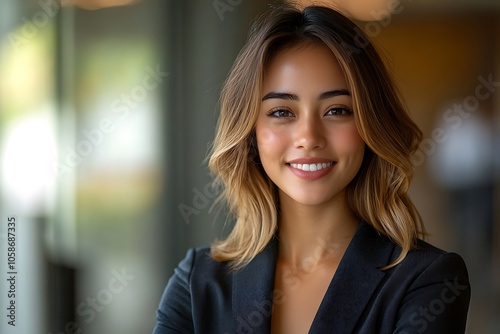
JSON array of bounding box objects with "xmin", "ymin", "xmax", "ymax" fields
[{"xmin": 286, "ymin": 158, "xmax": 336, "ymax": 181}]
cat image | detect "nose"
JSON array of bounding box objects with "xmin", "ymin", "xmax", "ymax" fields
[{"xmin": 294, "ymin": 115, "xmax": 326, "ymax": 150}]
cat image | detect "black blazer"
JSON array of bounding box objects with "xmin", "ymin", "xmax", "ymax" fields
[{"xmin": 153, "ymin": 221, "xmax": 470, "ymax": 333}]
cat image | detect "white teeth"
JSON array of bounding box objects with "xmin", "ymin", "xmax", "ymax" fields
[{"xmin": 289, "ymin": 162, "xmax": 333, "ymax": 171}]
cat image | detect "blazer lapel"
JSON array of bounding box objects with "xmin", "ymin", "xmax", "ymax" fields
[
  {"xmin": 309, "ymin": 221, "xmax": 396, "ymax": 334},
  {"xmin": 232, "ymin": 237, "xmax": 278, "ymax": 333}
]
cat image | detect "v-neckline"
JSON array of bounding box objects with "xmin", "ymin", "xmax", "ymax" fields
[{"xmin": 231, "ymin": 221, "xmax": 394, "ymax": 333}]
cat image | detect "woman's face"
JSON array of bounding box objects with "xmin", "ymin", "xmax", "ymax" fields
[{"xmin": 255, "ymin": 43, "xmax": 365, "ymax": 208}]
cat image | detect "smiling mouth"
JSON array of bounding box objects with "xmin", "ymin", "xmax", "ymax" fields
[{"xmin": 288, "ymin": 162, "xmax": 334, "ymax": 171}]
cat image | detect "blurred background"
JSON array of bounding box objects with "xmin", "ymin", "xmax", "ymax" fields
[{"xmin": 0, "ymin": 0, "xmax": 498, "ymax": 333}]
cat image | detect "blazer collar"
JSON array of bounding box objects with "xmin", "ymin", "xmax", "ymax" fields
[
  {"xmin": 309, "ymin": 221, "xmax": 395, "ymax": 333},
  {"xmin": 231, "ymin": 221, "xmax": 396, "ymax": 333}
]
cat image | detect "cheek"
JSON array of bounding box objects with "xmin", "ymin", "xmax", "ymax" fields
[
  {"xmin": 331, "ymin": 124, "xmax": 365, "ymax": 155},
  {"xmin": 256, "ymin": 126, "xmax": 286, "ymax": 153}
]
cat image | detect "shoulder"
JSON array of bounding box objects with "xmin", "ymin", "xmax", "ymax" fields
[
  {"xmin": 175, "ymin": 246, "xmax": 212, "ymax": 276},
  {"xmin": 358, "ymin": 221, "xmax": 468, "ymax": 278},
  {"xmin": 180, "ymin": 246, "xmax": 231, "ymax": 280},
  {"xmin": 385, "ymin": 239, "xmax": 470, "ymax": 333},
  {"xmin": 396, "ymin": 238, "xmax": 468, "ymax": 280},
  {"xmin": 354, "ymin": 226, "xmax": 471, "ymax": 332},
  {"xmin": 355, "ymin": 221, "xmax": 468, "ymax": 278},
  {"xmin": 153, "ymin": 246, "xmax": 232, "ymax": 333},
  {"xmin": 375, "ymin": 234, "xmax": 469, "ymax": 293},
  {"xmin": 163, "ymin": 246, "xmax": 232, "ymax": 294}
]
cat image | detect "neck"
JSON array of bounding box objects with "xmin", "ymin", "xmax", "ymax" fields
[{"xmin": 277, "ymin": 191, "xmax": 359, "ymax": 268}]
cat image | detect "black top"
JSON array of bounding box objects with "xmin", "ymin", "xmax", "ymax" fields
[{"xmin": 153, "ymin": 221, "xmax": 470, "ymax": 333}]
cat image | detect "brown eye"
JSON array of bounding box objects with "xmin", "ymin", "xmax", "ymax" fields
[
  {"xmin": 268, "ymin": 109, "xmax": 294, "ymax": 118},
  {"xmin": 325, "ymin": 107, "xmax": 352, "ymax": 117}
]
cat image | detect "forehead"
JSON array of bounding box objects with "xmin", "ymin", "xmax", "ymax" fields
[{"xmin": 262, "ymin": 42, "xmax": 349, "ymax": 94}]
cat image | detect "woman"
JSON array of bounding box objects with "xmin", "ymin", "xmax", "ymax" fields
[{"xmin": 154, "ymin": 5, "xmax": 470, "ymax": 333}]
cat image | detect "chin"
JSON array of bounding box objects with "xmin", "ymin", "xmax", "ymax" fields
[{"xmin": 286, "ymin": 192, "xmax": 340, "ymax": 207}]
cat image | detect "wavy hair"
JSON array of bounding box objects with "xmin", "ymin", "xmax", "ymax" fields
[{"xmin": 208, "ymin": 5, "xmax": 425, "ymax": 270}]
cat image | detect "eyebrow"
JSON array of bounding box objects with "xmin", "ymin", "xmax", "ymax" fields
[{"xmin": 261, "ymin": 89, "xmax": 351, "ymax": 101}]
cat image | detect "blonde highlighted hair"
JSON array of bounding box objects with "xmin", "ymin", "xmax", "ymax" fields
[{"xmin": 208, "ymin": 5, "xmax": 425, "ymax": 270}]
